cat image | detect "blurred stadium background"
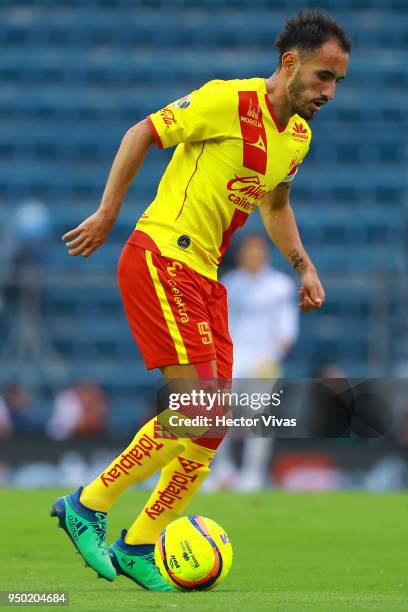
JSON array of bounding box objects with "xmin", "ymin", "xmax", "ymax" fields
[{"xmin": 0, "ymin": 0, "xmax": 407, "ymax": 490}]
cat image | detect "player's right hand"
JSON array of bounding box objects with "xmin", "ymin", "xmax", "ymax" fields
[{"xmin": 62, "ymin": 210, "xmax": 115, "ymax": 257}]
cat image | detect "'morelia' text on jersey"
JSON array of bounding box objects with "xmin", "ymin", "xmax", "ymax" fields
[{"xmin": 132, "ymin": 78, "xmax": 312, "ymax": 279}]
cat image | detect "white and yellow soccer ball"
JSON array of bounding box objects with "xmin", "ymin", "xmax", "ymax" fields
[{"xmin": 154, "ymin": 515, "xmax": 233, "ymax": 591}]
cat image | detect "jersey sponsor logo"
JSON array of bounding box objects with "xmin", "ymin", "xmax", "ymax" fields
[
  {"xmin": 172, "ymin": 94, "xmax": 192, "ymax": 109},
  {"xmin": 226, "ymin": 174, "xmax": 266, "ymax": 212},
  {"xmin": 240, "ymin": 97, "xmax": 261, "ymax": 127},
  {"xmin": 177, "ymin": 235, "xmax": 191, "ymax": 249},
  {"xmin": 292, "ymin": 122, "xmax": 308, "ymax": 142},
  {"xmin": 247, "ymin": 97, "xmax": 261, "ymax": 120},
  {"xmin": 240, "ymin": 116, "xmax": 262, "ymax": 127},
  {"xmin": 238, "ymin": 91, "xmax": 268, "ymax": 174},
  {"xmin": 160, "ymin": 106, "xmax": 177, "ymax": 126},
  {"xmin": 293, "ymin": 121, "xmax": 307, "ymax": 133},
  {"xmin": 167, "ymin": 262, "xmax": 189, "ymax": 323}
]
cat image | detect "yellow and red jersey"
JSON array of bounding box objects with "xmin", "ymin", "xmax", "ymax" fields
[{"xmin": 131, "ymin": 77, "xmax": 312, "ymax": 280}]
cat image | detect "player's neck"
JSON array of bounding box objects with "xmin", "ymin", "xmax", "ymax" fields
[{"xmin": 264, "ymin": 73, "xmax": 293, "ymax": 126}]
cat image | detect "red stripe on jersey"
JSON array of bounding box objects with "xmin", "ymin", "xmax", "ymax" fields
[
  {"xmin": 264, "ymin": 94, "xmax": 288, "ymax": 133},
  {"xmin": 218, "ymin": 208, "xmax": 249, "ymax": 262},
  {"xmin": 146, "ymin": 116, "xmax": 163, "ymax": 149},
  {"xmin": 238, "ymin": 91, "xmax": 267, "ymax": 175}
]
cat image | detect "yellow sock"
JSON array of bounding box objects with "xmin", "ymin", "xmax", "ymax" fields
[
  {"xmin": 124, "ymin": 441, "xmax": 216, "ymax": 545},
  {"xmin": 80, "ymin": 417, "xmax": 187, "ymax": 512}
]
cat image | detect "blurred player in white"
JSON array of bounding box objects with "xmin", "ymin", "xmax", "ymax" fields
[{"xmin": 211, "ymin": 233, "xmax": 299, "ymax": 491}]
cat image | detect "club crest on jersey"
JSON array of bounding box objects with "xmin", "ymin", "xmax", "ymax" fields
[
  {"xmin": 177, "ymin": 235, "xmax": 191, "ymax": 249},
  {"xmin": 172, "ymin": 95, "xmax": 192, "ymax": 109}
]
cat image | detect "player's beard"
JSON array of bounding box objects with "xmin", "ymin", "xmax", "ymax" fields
[{"xmin": 288, "ymin": 70, "xmax": 313, "ymax": 120}]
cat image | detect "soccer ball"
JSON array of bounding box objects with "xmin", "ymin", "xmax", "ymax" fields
[{"xmin": 154, "ymin": 515, "xmax": 233, "ymax": 591}]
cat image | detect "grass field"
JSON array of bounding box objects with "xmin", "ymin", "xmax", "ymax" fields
[{"xmin": 1, "ymin": 488, "xmax": 408, "ymax": 611}]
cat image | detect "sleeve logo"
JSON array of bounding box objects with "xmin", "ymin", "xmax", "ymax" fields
[
  {"xmin": 172, "ymin": 94, "xmax": 192, "ymax": 109},
  {"xmin": 160, "ymin": 107, "xmax": 177, "ymax": 126}
]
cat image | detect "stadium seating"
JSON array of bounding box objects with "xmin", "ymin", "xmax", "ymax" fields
[{"xmin": 0, "ymin": 0, "xmax": 406, "ymax": 423}]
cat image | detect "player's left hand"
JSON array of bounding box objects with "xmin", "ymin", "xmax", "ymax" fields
[{"xmin": 298, "ymin": 268, "xmax": 325, "ymax": 312}]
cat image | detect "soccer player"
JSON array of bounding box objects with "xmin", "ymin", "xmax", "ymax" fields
[{"xmin": 51, "ymin": 11, "xmax": 350, "ymax": 590}]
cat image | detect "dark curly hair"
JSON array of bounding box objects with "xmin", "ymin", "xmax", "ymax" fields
[{"xmin": 275, "ymin": 11, "xmax": 351, "ymax": 63}]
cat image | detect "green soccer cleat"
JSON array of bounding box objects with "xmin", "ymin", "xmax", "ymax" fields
[
  {"xmin": 109, "ymin": 530, "xmax": 175, "ymax": 591},
  {"xmin": 50, "ymin": 487, "xmax": 116, "ymax": 582}
]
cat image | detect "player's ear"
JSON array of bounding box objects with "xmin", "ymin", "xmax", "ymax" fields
[{"xmin": 281, "ymin": 51, "xmax": 299, "ymax": 75}]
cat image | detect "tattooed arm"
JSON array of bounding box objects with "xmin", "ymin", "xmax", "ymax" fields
[{"xmin": 259, "ymin": 182, "xmax": 325, "ymax": 312}]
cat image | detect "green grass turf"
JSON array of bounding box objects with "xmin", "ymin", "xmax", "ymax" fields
[{"xmin": 1, "ymin": 489, "xmax": 408, "ymax": 611}]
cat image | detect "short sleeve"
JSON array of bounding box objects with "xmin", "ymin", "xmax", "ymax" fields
[
  {"xmin": 281, "ymin": 165, "xmax": 300, "ymax": 183},
  {"xmin": 147, "ymin": 80, "xmax": 237, "ymax": 149},
  {"xmin": 281, "ymin": 153, "xmax": 309, "ymax": 183}
]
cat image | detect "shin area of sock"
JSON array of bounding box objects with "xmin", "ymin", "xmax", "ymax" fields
[
  {"xmin": 80, "ymin": 418, "xmax": 187, "ymax": 512},
  {"xmin": 124, "ymin": 441, "xmax": 217, "ymax": 545}
]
